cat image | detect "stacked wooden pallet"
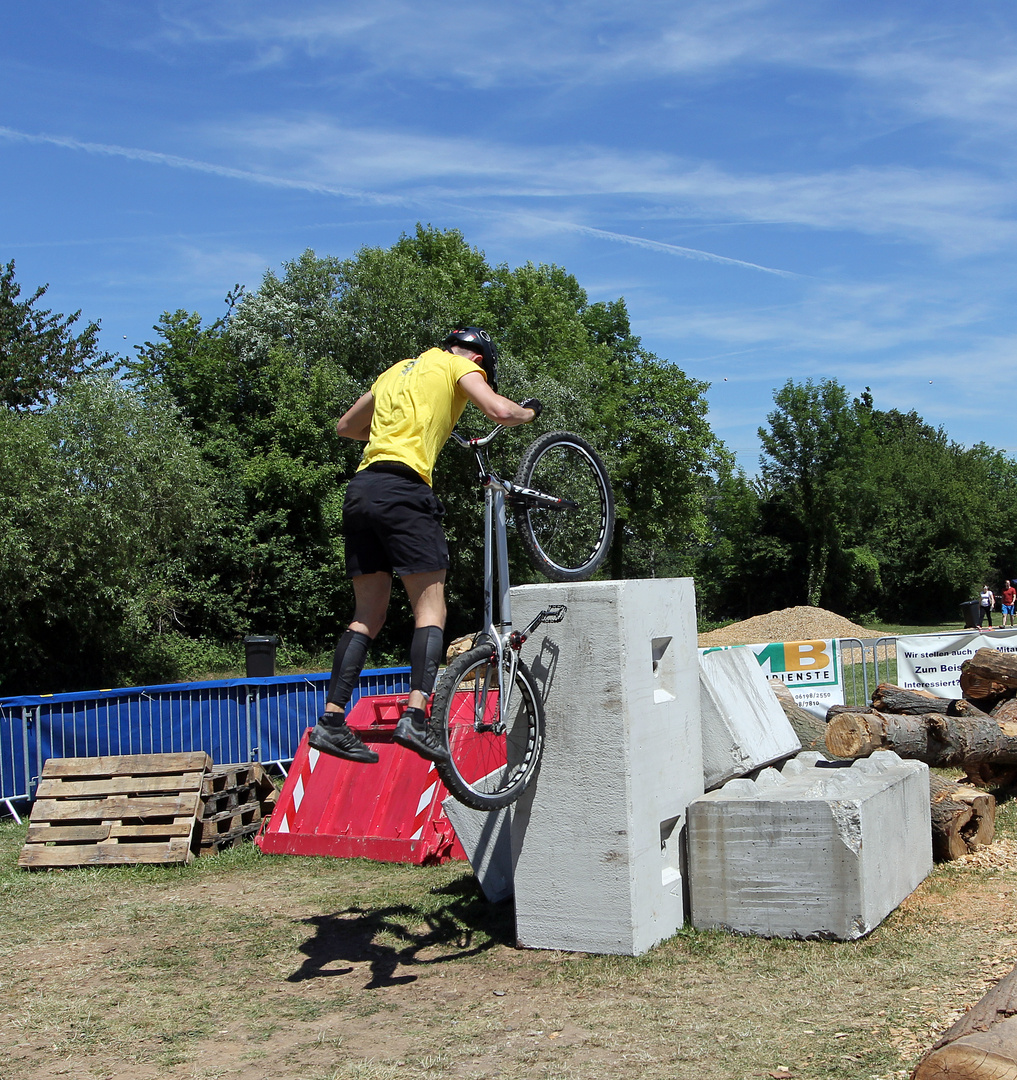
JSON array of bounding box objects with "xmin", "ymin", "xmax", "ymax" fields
[
  {"xmin": 198, "ymin": 762, "xmax": 277, "ymax": 853},
  {"xmin": 19, "ymin": 752, "xmax": 211, "ymax": 868}
]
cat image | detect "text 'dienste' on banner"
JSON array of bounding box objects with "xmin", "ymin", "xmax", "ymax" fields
[{"xmin": 700, "ymin": 640, "xmax": 843, "ymax": 719}]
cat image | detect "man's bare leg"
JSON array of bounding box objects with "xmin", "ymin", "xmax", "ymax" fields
[
  {"xmin": 394, "ymin": 570, "xmax": 450, "ymax": 762},
  {"xmin": 322, "ymin": 572, "xmax": 392, "ymax": 716},
  {"xmin": 310, "ymin": 572, "xmax": 394, "ymax": 763}
]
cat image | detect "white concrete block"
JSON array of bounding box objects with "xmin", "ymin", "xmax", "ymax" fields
[
  {"xmin": 509, "ymin": 578, "xmax": 704, "ymax": 956},
  {"xmin": 442, "ymin": 796, "xmax": 514, "ymax": 904},
  {"xmin": 699, "ymin": 647, "xmax": 802, "ymax": 790},
  {"xmin": 688, "ymin": 750, "xmax": 932, "ymax": 940}
]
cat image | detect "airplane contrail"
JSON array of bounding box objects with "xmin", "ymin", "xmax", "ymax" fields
[{"xmin": 0, "ymin": 126, "xmax": 797, "ymax": 276}]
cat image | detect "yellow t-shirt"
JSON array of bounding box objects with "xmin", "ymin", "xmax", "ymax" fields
[{"xmin": 357, "ymin": 347, "xmax": 485, "ymax": 486}]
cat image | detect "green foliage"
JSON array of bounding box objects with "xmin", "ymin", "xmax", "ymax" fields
[
  {"xmin": 0, "ymin": 376, "xmax": 217, "ymax": 693},
  {"xmin": 128, "ymin": 226, "xmax": 722, "ymax": 661},
  {"xmin": 699, "ymin": 380, "xmax": 1017, "ymax": 623},
  {"xmin": 0, "ymin": 258, "xmax": 105, "ymax": 410},
  {"xmin": 757, "ymin": 378, "xmax": 867, "ymax": 606}
]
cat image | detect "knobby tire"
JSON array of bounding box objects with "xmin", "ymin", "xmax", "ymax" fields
[
  {"xmin": 512, "ymin": 430, "xmax": 615, "ymax": 582},
  {"xmin": 432, "ymin": 643, "xmax": 545, "ymax": 810}
]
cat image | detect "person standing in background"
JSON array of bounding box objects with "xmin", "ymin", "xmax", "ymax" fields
[
  {"xmin": 1002, "ymin": 581, "xmax": 1016, "ymax": 627},
  {"xmin": 980, "ymin": 584, "xmax": 996, "ymax": 627}
]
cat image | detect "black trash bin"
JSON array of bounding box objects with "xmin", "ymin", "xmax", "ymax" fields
[
  {"xmin": 960, "ymin": 599, "xmax": 981, "ymax": 629},
  {"xmin": 244, "ymin": 635, "xmax": 280, "ymax": 677}
]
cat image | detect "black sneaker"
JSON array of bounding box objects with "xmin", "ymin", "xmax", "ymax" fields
[
  {"xmin": 394, "ymin": 710, "xmax": 449, "ymax": 764},
  {"xmin": 307, "ymin": 715, "xmax": 379, "ymax": 764}
]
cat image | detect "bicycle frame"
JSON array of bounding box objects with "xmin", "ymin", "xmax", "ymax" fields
[
  {"xmin": 449, "ymin": 427, "xmax": 566, "ymax": 723},
  {"xmin": 450, "ymin": 427, "xmax": 517, "ymax": 717}
]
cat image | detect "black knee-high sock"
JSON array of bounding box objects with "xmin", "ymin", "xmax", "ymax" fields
[
  {"xmin": 325, "ymin": 629, "xmax": 372, "ymax": 711},
  {"xmin": 410, "ymin": 625, "xmax": 444, "ymax": 697}
]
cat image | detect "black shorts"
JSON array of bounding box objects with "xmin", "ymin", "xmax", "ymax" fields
[{"xmin": 342, "ymin": 463, "xmax": 449, "ymax": 578}]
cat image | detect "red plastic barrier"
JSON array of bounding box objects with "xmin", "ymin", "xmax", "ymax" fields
[{"xmin": 256, "ymin": 694, "xmax": 466, "ymax": 865}]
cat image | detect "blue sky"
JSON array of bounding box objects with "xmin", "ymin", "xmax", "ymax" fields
[{"xmin": 3, "ymin": 1, "xmax": 1017, "ymax": 471}]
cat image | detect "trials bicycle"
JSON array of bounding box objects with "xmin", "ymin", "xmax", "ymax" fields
[{"xmin": 430, "ymin": 418, "xmax": 615, "ymax": 810}]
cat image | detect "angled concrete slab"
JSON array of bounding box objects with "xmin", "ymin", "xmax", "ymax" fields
[
  {"xmin": 699, "ymin": 646, "xmax": 802, "ymax": 790},
  {"xmin": 442, "ymin": 794, "xmax": 514, "ymax": 904}
]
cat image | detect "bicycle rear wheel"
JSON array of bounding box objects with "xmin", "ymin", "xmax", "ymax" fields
[
  {"xmin": 512, "ymin": 430, "xmax": 615, "ymax": 582},
  {"xmin": 431, "ymin": 643, "xmax": 544, "ymax": 811}
]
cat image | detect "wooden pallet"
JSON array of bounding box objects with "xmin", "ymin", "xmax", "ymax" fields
[
  {"xmin": 19, "ymin": 752, "xmax": 211, "ymax": 869},
  {"xmin": 198, "ymin": 762, "xmax": 278, "ymax": 854}
]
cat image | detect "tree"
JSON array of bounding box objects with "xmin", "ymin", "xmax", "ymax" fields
[
  {"xmin": 711, "ymin": 381, "xmax": 1017, "ymax": 623},
  {"xmin": 757, "ymin": 379, "xmax": 866, "ymax": 607},
  {"xmin": 130, "ymin": 227, "xmax": 723, "ymax": 659},
  {"xmin": 850, "ymin": 412, "xmax": 1009, "ymax": 619},
  {"xmin": 0, "ymin": 376, "xmax": 216, "ymax": 694},
  {"xmin": 0, "ymin": 258, "xmax": 105, "ymax": 410}
]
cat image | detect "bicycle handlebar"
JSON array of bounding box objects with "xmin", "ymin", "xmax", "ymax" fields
[
  {"xmin": 450, "ymin": 398, "xmax": 543, "ymax": 449},
  {"xmin": 449, "ymin": 426, "xmax": 504, "ymax": 449}
]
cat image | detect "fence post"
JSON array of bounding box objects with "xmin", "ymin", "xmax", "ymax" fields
[
  {"xmin": 874, "ymin": 637, "xmax": 895, "ymax": 690},
  {"xmin": 838, "ymin": 638, "xmax": 869, "ymax": 708}
]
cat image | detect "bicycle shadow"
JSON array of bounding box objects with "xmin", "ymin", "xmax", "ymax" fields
[
  {"xmin": 286, "ymin": 874, "xmax": 515, "ymax": 989},
  {"xmin": 527, "ymin": 635, "xmax": 561, "ymax": 706}
]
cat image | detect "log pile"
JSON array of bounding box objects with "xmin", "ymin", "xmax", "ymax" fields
[{"xmin": 819, "ymin": 668, "xmax": 1006, "ymax": 861}]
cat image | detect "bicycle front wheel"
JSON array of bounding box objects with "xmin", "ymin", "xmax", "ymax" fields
[
  {"xmin": 512, "ymin": 430, "xmax": 615, "ymax": 582},
  {"xmin": 432, "ymin": 644, "xmax": 545, "ymax": 811}
]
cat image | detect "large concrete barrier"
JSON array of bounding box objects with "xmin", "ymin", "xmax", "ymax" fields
[
  {"xmin": 688, "ymin": 750, "xmax": 931, "ymax": 940},
  {"xmin": 508, "ymin": 578, "xmax": 704, "ymax": 956}
]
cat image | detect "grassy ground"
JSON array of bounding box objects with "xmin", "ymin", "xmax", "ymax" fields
[
  {"xmin": 2, "ymin": 796, "xmax": 1017, "ymax": 1080},
  {"xmin": 861, "ymin": 621, "xmax": 963, "ymax": 638}
]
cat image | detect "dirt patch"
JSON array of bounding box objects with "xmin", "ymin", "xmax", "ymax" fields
[
  {"xmin": 5, "ymin": 611, "xmax": 1010, "ymax": 1080},
  {"xmin": 3, "ymin": 824, "xmax": 1017, "ymax": 1080},
  {"xmin": 699, "ymin": 606, "xmax": 879, "ymax": 647}
]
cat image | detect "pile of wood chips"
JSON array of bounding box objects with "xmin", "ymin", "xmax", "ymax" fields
[{"xmin": 698, "ymin": 605, "xmax": 877, "ymax": 647}]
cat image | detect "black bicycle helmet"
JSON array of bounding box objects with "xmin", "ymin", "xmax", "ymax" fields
[{"xmin": 442, "ymin": 327, "xmax": 498, "ymax": 391}]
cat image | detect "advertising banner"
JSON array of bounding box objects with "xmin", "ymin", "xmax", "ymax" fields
[
  {"xmin": 895, "ymin": 630, "xmax": 1017, "ymax": 697},
  {"xmin": 700, "ymin": 639, "xmax": 843, "ymax": 718}
]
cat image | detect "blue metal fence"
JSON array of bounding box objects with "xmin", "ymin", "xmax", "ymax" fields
[{"xmin": 0, "ymin": 666, "xmax": 411, "ymax": 813}]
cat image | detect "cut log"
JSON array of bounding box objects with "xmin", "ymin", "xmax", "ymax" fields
[
  {"xmin": 827, "ymin": 703, "xmax": 879, "ymax": 720},
  {"xmin": 960, "ymin": 647, "xmax": 1017, "ymax": 706},
  {"xmin": 929, "ymin": 774, "xmax": 996, "ymax": 861},
  {"xmin": 767, "ymin": 678, "xmax": 832, "ymax": 758},
  {"xmin": 825, "ymin": 709, "xmax": 1017, "ymax": 769},
  {"xmin": 994, "ymin": 699, "xmax": 1017, "ymax": 722},
  {"xmin": 872, "ymin": 683, "xmax": 937, "ymax": 711},
  {"xmin": 962, "ymin": 762, "xmax": 1017, "ymax": 790},
  {"xmin": 912, "ymin": 963, "xmax": 1017, "ymax": 1079},
  {"xmin": 963, "ymin": 647, "xmax": 1017, "ymax": 686},
  {"xmin": 872, "ymin": 683, "xmax": 988, "ymax": 717}
]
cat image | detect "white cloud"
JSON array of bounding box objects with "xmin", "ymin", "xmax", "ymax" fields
[
  {"xmin": 153, "ymin": 0, "xmax": 1017, "ymax": 152},
  {"xmin": 211, "ymin": 115, "xmax": 1017, "ymax": 256},
  {"xmin": 7, "ymin": 113, "xmax": 1017, "ymax": 261},
  {"xmin": 640, "ymin": 275, "xmax": 1005, "ymax": 371}
]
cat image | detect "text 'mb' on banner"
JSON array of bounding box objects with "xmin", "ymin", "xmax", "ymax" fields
[{"xmin": 700, "ymin": 639, "xmax": 843, "ymax": 719}]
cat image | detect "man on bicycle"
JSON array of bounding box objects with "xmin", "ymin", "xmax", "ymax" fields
[{"xmin": 308, "ymin": 328, "xmax": 539, "ymax": 765}]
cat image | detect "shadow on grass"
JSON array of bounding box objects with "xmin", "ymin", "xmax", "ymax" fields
[{"xmin": 287, "ymin": 874, "xmax": 514, "ymax": 989}]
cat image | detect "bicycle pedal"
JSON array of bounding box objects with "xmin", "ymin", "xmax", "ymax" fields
[{"xmin": 539, "ymin": 604, "xmax": 567, "ymax": 624}]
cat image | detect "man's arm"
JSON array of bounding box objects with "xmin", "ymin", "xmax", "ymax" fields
[
  {"xmin": 458, "ymin": 371, "xmax": 536, "ymax": 427},
  {"xmin": 336, "ymin": 391, "xmax": 374, "ymax": 440}
]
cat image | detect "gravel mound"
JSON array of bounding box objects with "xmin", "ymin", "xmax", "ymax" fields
[{"xmin": 698, "ymin": 605, "xmax": 877, "ymax": 647}]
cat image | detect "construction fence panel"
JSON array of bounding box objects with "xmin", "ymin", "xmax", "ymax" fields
[
  {"xmin": 0, "ymin": 704, "xmax": 31, "ymax": 807},
  {"xmin": 838, "ymin": 638, "xmax": 869, "ymax": 708},
  {"xmin": 0, "ymin": 666, "xmax": 411, "ymax": 804}
]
